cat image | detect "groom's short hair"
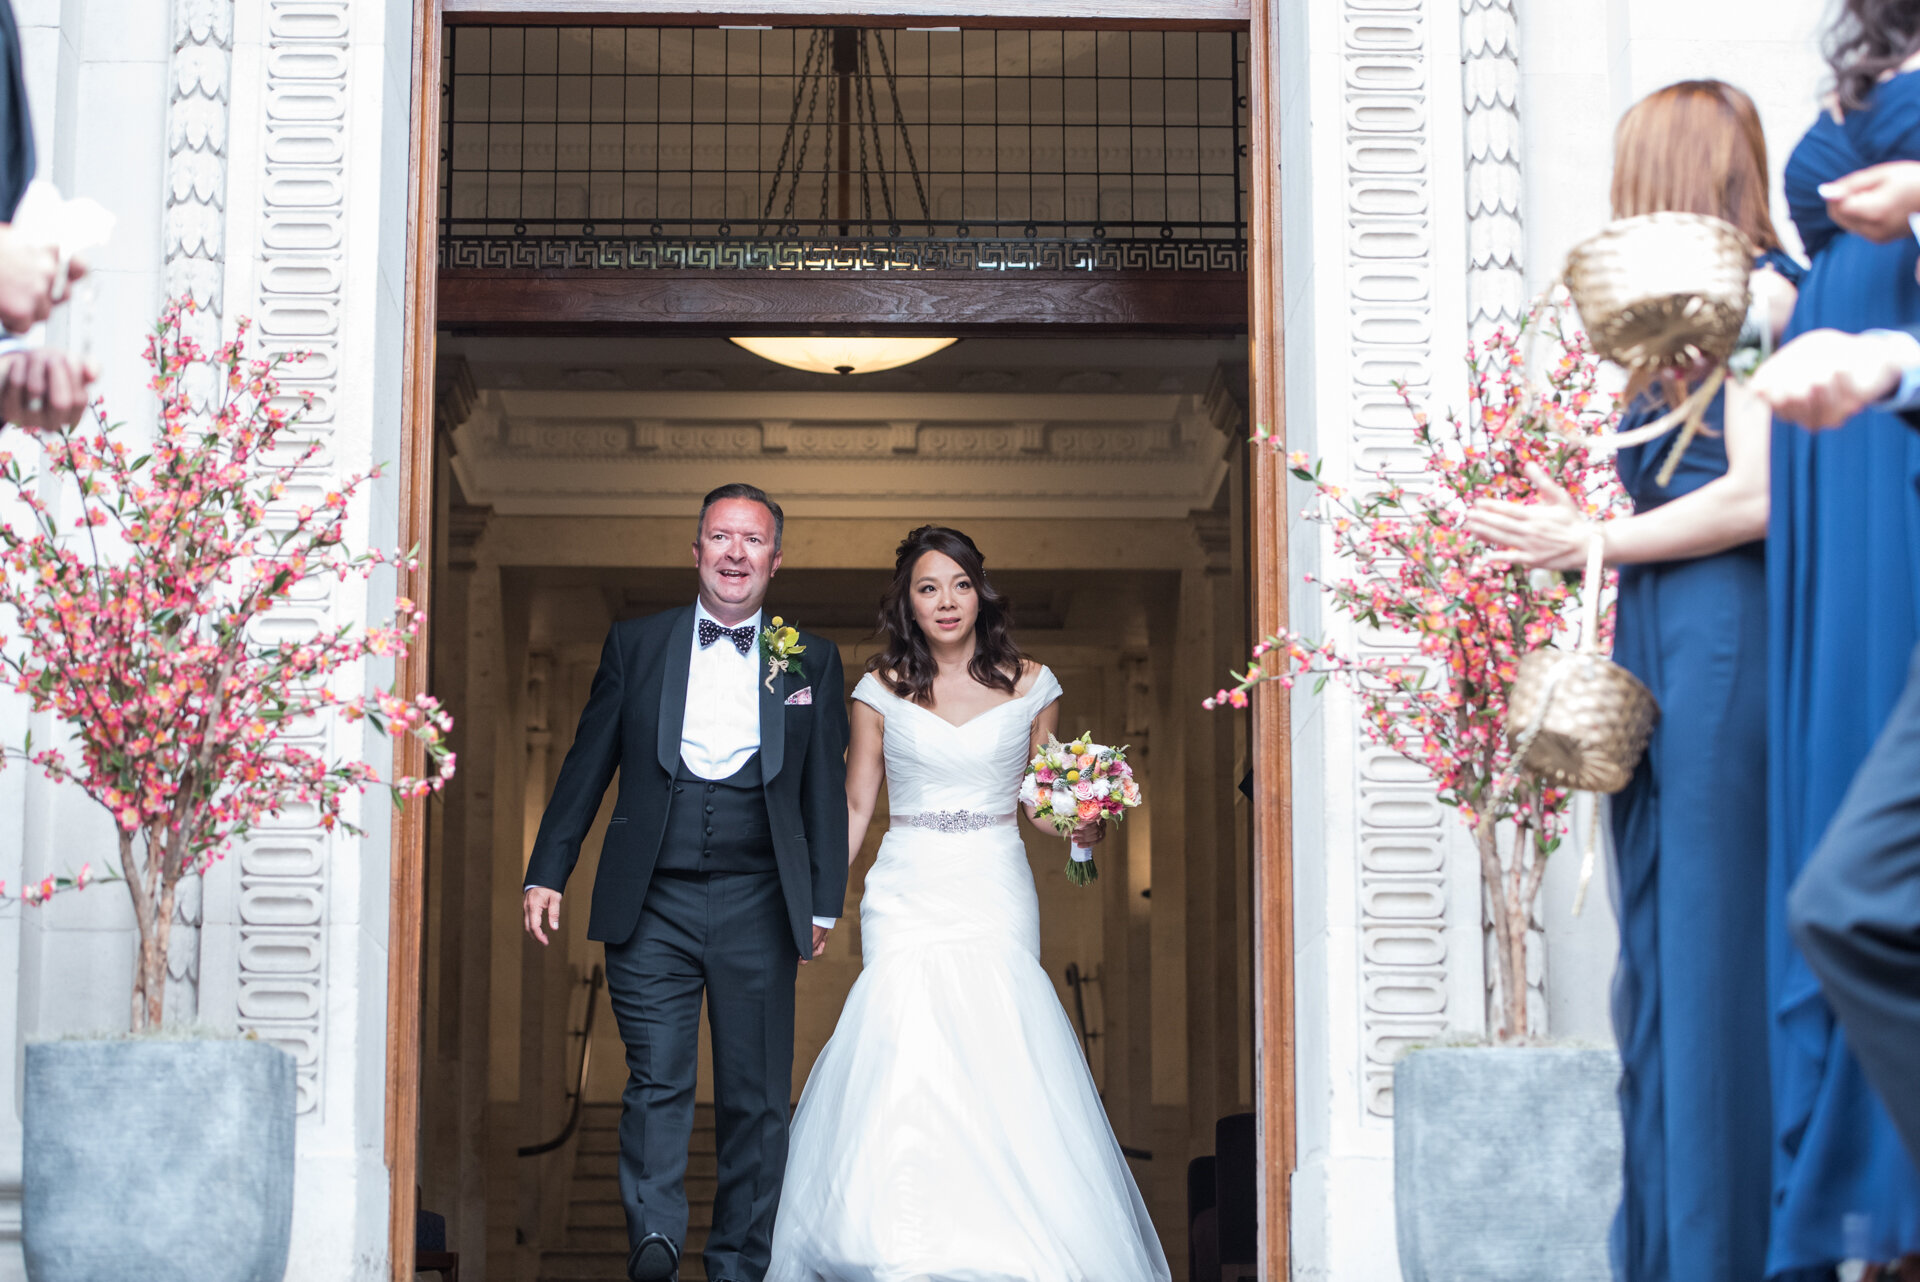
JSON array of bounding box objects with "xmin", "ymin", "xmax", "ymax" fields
[{"xmin": 699, "ymin": 482, "xmax": 784, "ymax": 551}]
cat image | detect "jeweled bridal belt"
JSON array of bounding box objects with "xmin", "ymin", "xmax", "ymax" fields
[{"xmin": 892, "ymin": 810, "xmax": 1018, "ymax": 833}]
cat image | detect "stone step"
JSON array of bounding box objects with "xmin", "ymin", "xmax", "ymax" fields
[
  {"xmin": 578, "ymin": 1103, "xmax": 715, "ymax": 1129},
  {"xmin": 575, "ymin": 1150, "xmax": 717, "ymax": 1180},
  {"xmin": 535, "ymin": 1248, "xmax": 628, "ymax": 1280},
  {"xmin": 567, "ymin": 1186, "xmax": 716, "ymax": 1229},
  {"xmin": 577, "ymin": 1131, "xmax": 717, "ymax": 1158}
]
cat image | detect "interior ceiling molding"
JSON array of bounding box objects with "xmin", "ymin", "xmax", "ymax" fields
[{"xmin": 449, "ymin": 382, "xmax": 1237, "ymax": 520}]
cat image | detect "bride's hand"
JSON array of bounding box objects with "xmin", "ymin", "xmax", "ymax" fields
[{"xmin": 1070, "ymin": 818, "xmax": 1107, "ymax": 846}]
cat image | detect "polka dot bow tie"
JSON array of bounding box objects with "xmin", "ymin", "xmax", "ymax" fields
[{"xmin": 698, "ymin": 618, "xmax": 758, "ymax": 656}]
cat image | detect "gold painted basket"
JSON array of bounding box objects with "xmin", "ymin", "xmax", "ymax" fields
[
  {"xmin": 1503, "ymin": 538, "xmax": 1660, "ymax": 795},
  {"xmin": 1506, "ymin": 648, "xmax": 1659, "ymax": 793},
  {"xmin": 1562, "ymin": 211, "xmax": 1754, "ymax": 372}
]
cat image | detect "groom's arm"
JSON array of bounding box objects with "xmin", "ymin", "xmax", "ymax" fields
[
  {"xmin": 802, "ymin": 641, "xmax": 852, "ymax": 930},
  {"xmin": 524, "ymin": 622, "xmax": 627, "ymax": 893}
]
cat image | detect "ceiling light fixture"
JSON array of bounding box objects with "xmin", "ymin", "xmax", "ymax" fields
[{"xmin": 729, "ymin": 336, "xmax": 958, "ymax": 376}]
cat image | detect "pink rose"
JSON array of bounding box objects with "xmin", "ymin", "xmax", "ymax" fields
[{"xmin": 1072, "ymin": 781, "xmax": 1095, "ymax": 802}]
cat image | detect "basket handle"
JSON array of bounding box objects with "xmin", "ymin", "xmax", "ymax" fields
[{"xmin": 1578, "ymin": 523, "xmax": 1606, "ymax": 655}]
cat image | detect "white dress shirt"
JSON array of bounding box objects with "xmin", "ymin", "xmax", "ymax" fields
[
  {"xmin": 530, "ymin": 601, "xmax": 837, "ymax": 933},
  {"xmin": 683, "ymin": 601, "xmax": 763, "ymax": 780}
]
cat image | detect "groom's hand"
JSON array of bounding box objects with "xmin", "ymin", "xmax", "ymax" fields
[
  {"xmin": 524, "ymin": 887, "xmax": 563, "ymax": 945},
  {"xmin": 804, "ymin": 923, "xmax": 831, "ymax": 964}
]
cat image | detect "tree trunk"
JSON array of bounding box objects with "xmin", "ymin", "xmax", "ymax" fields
[
  {"xmin": 121, "ymin": 827, "xmax": 174, "ymax": 1032},
  {"xmin": 1476, "ymin": 816, "xmax": 1528, "ymax": 1042}
]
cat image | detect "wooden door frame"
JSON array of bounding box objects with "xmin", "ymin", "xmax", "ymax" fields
[{"xmin": 389, "ymin": 3, "xmax": 1292, "ymax": 1277}]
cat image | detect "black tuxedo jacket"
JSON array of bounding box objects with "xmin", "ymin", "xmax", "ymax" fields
[{"xmin": 524, "ymin": 606, "xmax": 851, "ymax": 954}]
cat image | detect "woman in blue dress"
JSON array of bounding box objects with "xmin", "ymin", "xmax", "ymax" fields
[
  {"xmin": 1467, "ymin": 80, "xmax": 1797, "ymax": 1282},
  {"xmin": 1765, "ymin": 4, "xmax": 1920, "ymax": 1273}
]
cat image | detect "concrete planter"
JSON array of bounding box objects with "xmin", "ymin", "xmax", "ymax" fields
[
  {"xmin": 1394, "ymin": 1046, "xmax": 1622, "ymax": 1282},
  {"xmin": 23, "ymin": 1038, "xmax": 296, "ymax": 1282}
]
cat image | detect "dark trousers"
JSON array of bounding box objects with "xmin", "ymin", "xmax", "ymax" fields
[
  {"xmin": 1789, "ymin": 639, "xmax": 1920, "ymax": 1170},
  {"xmin": 603, "ymin": 870, "xmax": 797, "ymax": 1282}
]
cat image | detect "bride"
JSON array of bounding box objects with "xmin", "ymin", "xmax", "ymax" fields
[{"xmin": 767, "ymin": 526, "xmax": 1170, "ymax": 1282}]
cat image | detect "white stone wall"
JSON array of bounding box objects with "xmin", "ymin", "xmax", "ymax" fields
[
  {"xmin": 0, "ymin": 0, "xmax": 415, "ymax": 1278},
  {"xmin": 0, "ymin": 2, "xmax": 1848, "ymax": 1280},
  {"xmin": 1281, "ymin": 3, "xmax": 1833, "ymax": 1280}
]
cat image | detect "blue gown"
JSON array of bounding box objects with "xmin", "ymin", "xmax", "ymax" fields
[
  {"xmin": 1768, "ymin": 71, "xmax": 1920, "ymax": 1277},
  {"xmin": 1607, "ymin": 254, "xmax": 1798, "ymax": 1282}
]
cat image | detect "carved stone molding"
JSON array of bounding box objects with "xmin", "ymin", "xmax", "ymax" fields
[
  {"xmin": 166, "ymin": 0, "xmax": 232, "ymax": 338},
  {"xmin": 1463, "ymin": 0, "xmax": 1524, "ymax": 337},
  {"xmin": 232, "ymin": 0, "xmax": 352, "ymax": 1118},
  {"xmin": 451, "ymin": 384, "xmax": 1241, "ymax": 520},
  {"xmin": 436, "ymin": 354, "xmax": 479, "ymax": 441},
  {"xmin": 448, "ymin": 504, "xmax": 494, "ymax": 571},
  {"xmin": 1344, "ymin": 0, "xmax": 1451, "ymax": 1119}
]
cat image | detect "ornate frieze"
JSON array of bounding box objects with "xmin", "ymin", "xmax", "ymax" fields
[
  {"xmin": 232, "ymin": 0, "xmax": 353, "ymax": 1117},
  {"xmin": 1343, "ymin": 0, "xmax": 1452, "ymax": 1118}
]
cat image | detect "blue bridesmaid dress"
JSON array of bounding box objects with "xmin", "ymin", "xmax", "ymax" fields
[
  {"xmin": 1768, "ymin": 71, "xmax": 1920, "ymax": 1277},
  {"xmin": 1606, "ymin": 250, "xmax": 1799, "ymax": 1282}
]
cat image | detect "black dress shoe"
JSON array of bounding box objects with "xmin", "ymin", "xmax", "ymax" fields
[{"xmin": 627, "ymin": 1231, "xmax": 679, "ymax": 1282}]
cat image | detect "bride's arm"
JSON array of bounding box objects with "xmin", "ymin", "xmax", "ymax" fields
[{"xmin": 845, "ymin": 701, "xmax": 886, "ymax": 868}]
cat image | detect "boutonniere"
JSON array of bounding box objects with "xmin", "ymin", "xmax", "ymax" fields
[{"xmin": 760, "ymin": 616, "xmax": 806, "ymax": 692}]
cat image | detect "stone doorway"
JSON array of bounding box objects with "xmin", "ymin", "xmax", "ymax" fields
[{"xmin": 415, "ymin": 332, "xmax": 1259, "ymax": 1280}]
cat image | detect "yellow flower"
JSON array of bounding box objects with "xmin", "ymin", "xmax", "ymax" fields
[
  {"xmin": 771, "ymin": 616, "xmax": 783, "ymax": 627},
  {"xmin": 1066, "ymin": 769, "xmax": 1080, "ymax": 783}
]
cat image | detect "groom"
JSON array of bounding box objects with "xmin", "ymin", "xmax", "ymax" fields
[{"xmin": 522, "ymin": 482, "xmax": 850, "ymax": 1282}]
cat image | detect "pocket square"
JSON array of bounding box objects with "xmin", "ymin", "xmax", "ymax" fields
[{"xmin": 785, "ymin": 686, "xmax": 813, "ymax": 706}]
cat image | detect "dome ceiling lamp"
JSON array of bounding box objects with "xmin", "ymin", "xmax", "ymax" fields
[
  {"xmin": 729, "ymin": 31, "xmax": 955, "ymax": 378},
  {"xmin": 729, "ymin": 336, "xmax": 958, "ymax": 376}
]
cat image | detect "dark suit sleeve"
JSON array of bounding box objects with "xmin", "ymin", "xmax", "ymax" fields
[
  {"xmin": 523, "ymin": 623, "xmax": 626, "ymax": 893},
  {"xmin": 804, "ymin": 641, "xmax": 852, "ymax": 920}
]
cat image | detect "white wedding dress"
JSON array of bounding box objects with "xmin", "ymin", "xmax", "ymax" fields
[{"xmin": 767, "ymin": 667, "xmax": 1171, "ymax": 1282}]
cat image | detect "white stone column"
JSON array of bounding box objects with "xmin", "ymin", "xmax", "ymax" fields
[
  {"xmin": 216, "ymin": 0, "xmax": 417, "ymax": 1275},
  {"xmin": 1278, "ymin": 0, "xmax": 1476, "ymax": 1275}
]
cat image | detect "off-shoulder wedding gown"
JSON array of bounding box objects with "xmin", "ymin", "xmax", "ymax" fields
[{"xmin": 766, "ymin": 667, "xmax": 1170, "ymax": 1282}]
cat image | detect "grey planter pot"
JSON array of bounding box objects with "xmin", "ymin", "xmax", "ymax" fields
[
  {"xmin": 1394, "ymin": 1046, "xmax": 1623, "ymax": 1282},
  {"xmin": 23, "ymin": 1038, "xmax": 296, "ymax": 1282}
]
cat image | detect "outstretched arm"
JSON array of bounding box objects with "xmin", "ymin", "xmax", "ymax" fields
[
  {"xmin": 1464, "ymin": 378, "xmax": 1770, "ymax": 570},
  {"xmin": 846, "ymin": 699, "xmax": 885, "ymax": 867},
  {"xmin": 522, "ymin": 624, "xmax": 625, "ymax": 945}
]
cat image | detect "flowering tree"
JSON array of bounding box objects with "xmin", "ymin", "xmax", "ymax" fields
[
  {"xmin": 1208, "ymin": 326, "xmax": 1626, "ymax": 1042},
  {"xmin": 0, "ymin": 300, "xmax": 454, "ymax": 1032}
]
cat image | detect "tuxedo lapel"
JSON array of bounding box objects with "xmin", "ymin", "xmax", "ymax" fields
[
  {"xmin": 656, "ymin": 606, "xmax": 696, "ymax": 777},
  {"xmin": 758, "ymin": 642, "xmax": 786, "ymax": 782}
]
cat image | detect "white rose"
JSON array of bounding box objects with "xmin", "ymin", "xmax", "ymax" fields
[
  {"xmin": 1019, "ymin": 775, "xmax": 1041, "ymax": 807},
  {"xmin": 1050, "ymin": 788, "xmax": 1074, "ymax": 816},
  {"xmin": 1091, "ymin": 778, "xmax": 1111, "ymax": 799}
]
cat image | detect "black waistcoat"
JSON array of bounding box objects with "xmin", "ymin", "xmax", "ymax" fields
[{"xmin": 656, "ymin": 752, "xmax": 776, "ymax": 874}]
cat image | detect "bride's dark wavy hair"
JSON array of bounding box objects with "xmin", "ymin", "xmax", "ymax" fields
[
  {"xmin": 868, "ymin": 525, "xmax": 1024, "ymax": 705},
  {"xmin": 1828, "ymin": 0, "xmax": 1920, "ymax": 113}
]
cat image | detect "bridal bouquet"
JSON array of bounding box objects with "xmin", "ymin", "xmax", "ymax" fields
[{"xmin": 1020, "ymin": 733, "xmax": 1141, "ymax": 886}]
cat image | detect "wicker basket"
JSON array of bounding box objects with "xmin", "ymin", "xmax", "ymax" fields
[
  {"xmin": 1562, "ymin": 211, "xmax": 1753, "ymax": 372},
  {"xmin": 1503, "ymin": 536, "xmax": 1660, "ymax": 795},
  {"xmin": 1506, "ymin": 647, "xmax": 1659, "ymax": 793}
]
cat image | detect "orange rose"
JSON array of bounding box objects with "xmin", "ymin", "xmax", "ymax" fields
[{"xmin": 1076, "ymin": 798, "xmax": 1101, "ymax": 821}]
